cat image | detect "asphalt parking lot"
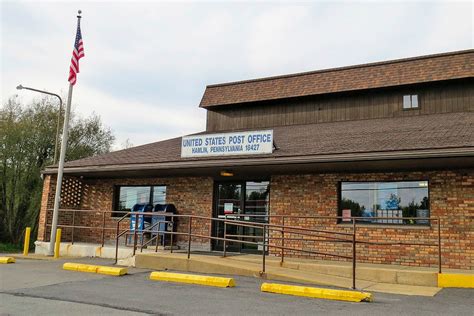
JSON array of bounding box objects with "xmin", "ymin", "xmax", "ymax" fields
[{"xmin": 0, "ymin": 257, "xmax": 473, "ymax": 316}]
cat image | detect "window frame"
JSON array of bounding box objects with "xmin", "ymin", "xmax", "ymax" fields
[
  {"xmin": 112, "ymin": 184, "xmax": 167, "ymax": 218},
  {"xmin": 403, "ymin": 94, "xmax": 420, "ymax": 110},
  {"xmin": 337, "ymin": 180, "xmax": 430, "ymax": 226}
]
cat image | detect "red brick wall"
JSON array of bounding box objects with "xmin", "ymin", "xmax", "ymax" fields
[
  {"xmin": 37, "ymin": 175, "xmax": 77, "ymax": 242},
  {"xmin": 38, "ymin": 176, "xmax": 214, "ymax": 249},
  {"xmin": 269, "ymin": 170, "xmax": 473, "ymax": 270},
  {"xmin": 37, "ymin": 175, "xmax": 52, "ymax": 241},
  {"xmin": 37, "ymin": 169, "xmax": 473, "ymax": 269}
]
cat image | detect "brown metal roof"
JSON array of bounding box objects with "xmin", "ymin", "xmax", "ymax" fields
[
  {"xmin": 200, "ymin": 50, "xmax": 474, "ymax": 108},
  {"xmin": 46, "ymin": 112, "xmax": 474, "ymax": 174}
]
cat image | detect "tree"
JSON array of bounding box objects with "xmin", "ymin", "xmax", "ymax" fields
[
  {"xmin": 0, "ymin": 96, "xmax": 115, "ymax": 244},
  {"xmin": 66, "ymin": 112, "xmax": 115, "ymax": 161},
  {"xmin": 120, "ymin": 138, "xmax": 134, "ymax": 150},
  {"xmin": 340, "ymin": 198, "xmax": 364, "ymax": 217}
]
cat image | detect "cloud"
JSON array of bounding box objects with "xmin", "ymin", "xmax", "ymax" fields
[
  {"xmin": 72, "ymin": 83, "xmax": 206, "ymax": 148},
  {"xmin": 2, "ymin": 1, "xmax": 472, "ymax": 151}
]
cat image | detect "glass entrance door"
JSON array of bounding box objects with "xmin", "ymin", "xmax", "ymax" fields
[
  {"xmin": 212, "ymin": 181, "xmax": 270, "ymax": 253},
  {"xmin": 241, "ymin": 181, "xmax": 269, "ymax": 252},
  {"xmin": 213, "ymin": 182, "xmax": 243, "ymax": 252}
]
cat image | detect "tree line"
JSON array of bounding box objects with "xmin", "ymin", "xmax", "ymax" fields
[{"xmin": 0, "ymin": 96, "xmax": 115, "ymax": 245}]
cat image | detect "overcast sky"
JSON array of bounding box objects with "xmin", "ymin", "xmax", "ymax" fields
[{"xmin": 1, "ymin": 0, "xmax": 472, "ymax": 150}]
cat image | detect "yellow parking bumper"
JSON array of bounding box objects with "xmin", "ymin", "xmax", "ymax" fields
[
  {"xmin": 63, "ymin": 262, "xmax": 127, "ymax": 276},
  {"xmin": 261, "ymin": 283, "xmax": 373, "ymax": 302},
  {"xmin": 0, "ymin": 257, "xmax": 16, "ymax": 264},
  {"xmin": 150, "ymin": 271, "xmax": 235, "ymax": 288}
]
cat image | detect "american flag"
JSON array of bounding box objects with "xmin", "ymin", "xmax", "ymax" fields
[{"xmin": 68, "ymin": 18, "xmax": 84, "ymax": 85}]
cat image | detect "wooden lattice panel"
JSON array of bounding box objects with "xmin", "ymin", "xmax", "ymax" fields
[{"xmin": 60, "ymin": 177, "xmax": 83, "ymax": 208}]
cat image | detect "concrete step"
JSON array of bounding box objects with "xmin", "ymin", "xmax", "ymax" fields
[
  {"xmin": 134, "ymin": 252, "xmax": 441, "ymax": 296},
  {"xmin": 34, "ymin": 241, "xmax": 158, "ymax": 260}
]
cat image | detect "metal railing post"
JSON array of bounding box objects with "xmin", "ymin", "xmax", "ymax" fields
[
  {"xmin": 155, "ymin": 217, "xmax": 159, "ymax": 253},
  {"xmin": 352, "ymin": 219, "xmax": 357, "ymax": 289},
  {"xmin": 71, "ymin": 211, "xmax": 75, "ymax": 245},
  {"xmin": 170, "ymin": 217, "xmax": 174, "ymax": 253},
  {"xmin": 133, "ymin": 213, "xmax": 139, "ymax": 256},
  {"xmin": 114, "ymin": 219, "xmax": 120, "ymax": 264},
  {"xmin": 187, "ymin": 217, "xmax": 192, "ymax": 259},
  {"xmin": 223, "ymin": 220, "xmax": 227, "ymax": 257},
  {"xmin": 281, "ymin": 216, "xmax": 285, "ymax": 264},
  {"xmin": 262, "ymin": 225, "xmax": 266, "ymax": 274},
  {"xmin": 161, "ymin": 216, "xmax": 166, "ymax": 250},
  {"xmin": 140, "ymin": 229, "xmax": 144, "ymax": 253},
  {"xmin": 101, "ymin": 212, "xmax": 106, "ymax": 247},
  {"xmin": 438, "ymin": 217, "xmax": 442, "ymax": 274}
]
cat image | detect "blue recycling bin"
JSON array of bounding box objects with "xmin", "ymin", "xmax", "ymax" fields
[{"xmin": 152, "ymin": 204, "xmax": 176, "ymax": 246}]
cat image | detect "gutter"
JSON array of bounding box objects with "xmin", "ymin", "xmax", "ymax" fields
[{"xmin": 42, "ymin": 147, "xmax": 474, "ymax": 175}]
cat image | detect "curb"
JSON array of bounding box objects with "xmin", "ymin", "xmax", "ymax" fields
[
  {"xmin": 150, "ymin": 271, "xmax": 235, "ymax": 288},
  {"xmin": 0, "ymin": 257, "xmax": 16, "ymax": 264},
  {"xmin": 261, "ymin": 283, "xmax": 373, "ymax": 302},
  {"xmin": 438, "ymin": 273, "xmax": 474, "ymax": 288},
  {"xmin": 63, "ymin": 262, "xmax": 127, "ymax": 276},
  {"xmin": 10, "ymin": 254, "xmax": 62, "ymax": 261}
]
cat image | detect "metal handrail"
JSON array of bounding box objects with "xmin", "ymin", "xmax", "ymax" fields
[
  {"xmin": 138, "ymin": 220, "xmax": 173, "ymax": 252},
  {"xmin": 117, "ymin": 215, "xmax": 354, "ymax": 261},
  {"xmin": 45, "ymin": 208, "xmax": 442, "ymax": 289},
  {"xmin": 45, "ymin": 209, "xmax": 129, "ymax": 246},
  {"xmin": 112, "ymin": 212, "xmax": 442, "ymax": 289},
  {"xmin": 113, "ymin": 212, "xmax": 354, "ymax": 259}
]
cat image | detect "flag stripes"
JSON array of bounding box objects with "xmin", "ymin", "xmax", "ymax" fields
[{"xmin": 68, "ymin": 18, "xmax": 84, "ymax": 85}]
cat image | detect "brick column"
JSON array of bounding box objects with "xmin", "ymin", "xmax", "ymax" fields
[{"xmin": 37, "ymin": 174, "xmax": 56, "ymax": 241}]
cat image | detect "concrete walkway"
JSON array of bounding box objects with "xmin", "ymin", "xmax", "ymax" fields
[{"xmin": 133, "ymin": 252, "xmax": 453, "ymax": 296}]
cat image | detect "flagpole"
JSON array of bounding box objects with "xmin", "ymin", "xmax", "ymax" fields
[{"xmin": 48, "ymin": 11, "xmax": 81, "ymax": 256}]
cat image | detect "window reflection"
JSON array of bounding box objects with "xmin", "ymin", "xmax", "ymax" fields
[
  {"xmin": 217, "ymin": 184, "xmax": 242, "ymax": 215},
  {"xmin": 114, "ymin": 186, "xmax": 166, "ymax": 217},
  {"xmin": 242, "ymin": 181, "xmax": 269, "ymax": 252},
  {"xmin": 118, "ymin": 186, "xmax": 150, "ymax": 211},
  {"xmin": 152, "ymin": 186, "xmax": 166, "ymax": 205},
  {"xmin": 245, "ymin": 181, "xmax": 270, "ymax": 217},
  {"xmin": 339, "ymin": 181, "xmax": 429, "ymax": 224}
]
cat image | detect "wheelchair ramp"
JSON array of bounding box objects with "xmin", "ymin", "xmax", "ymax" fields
[{"xmin": 134, "ymin": 252, "xmax": 443, "ymax": 296}]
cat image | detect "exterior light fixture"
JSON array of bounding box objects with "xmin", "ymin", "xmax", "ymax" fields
[
  {"xmin": 220, "ymin": 170, "xmax": 234, "ymax": 177},
  {"xmin": 15, "ymin": 84, "xmax": 63, "ymax": 164}
]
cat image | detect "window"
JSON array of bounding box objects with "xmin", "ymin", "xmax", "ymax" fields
[
  {"xmin": 403, "ymin": 94, "xmax": 419, "ymax": 109},
  {"xmin": 113, "ymin": 185, "xmax": 166, "ymax": 217},
  {"xmin": 339, "ymin": 181, "xmax": 429, "ymax": 225}
]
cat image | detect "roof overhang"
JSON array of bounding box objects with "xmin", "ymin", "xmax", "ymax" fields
[{"xmin": 42, "ymin": 147, "xmax": 474, "ymax": 179}]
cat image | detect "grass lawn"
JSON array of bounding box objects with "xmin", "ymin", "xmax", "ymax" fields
[{"xmin": 0, "ymin": 242, "xmax": 23, "ymax": 254}]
